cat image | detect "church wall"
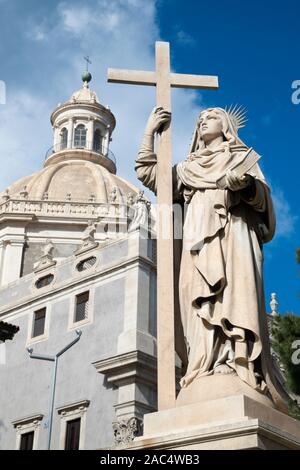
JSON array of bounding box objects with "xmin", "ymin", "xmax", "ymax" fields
[
  {"xmin": 0, "ymin": 233, "xmax": 156, "ymax": 449},
  {"xmin": 0, "ymin": 273, "xmax": 125, "ymax": 449},
  {"xmin": 0, "ymin": 275, "xmax": 33, "ymax": 306},
  {"xmin": 21, "ymin": 242, "xmax": 80, "ymax": 276}
]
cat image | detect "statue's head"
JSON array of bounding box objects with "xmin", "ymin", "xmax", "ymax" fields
[
  {"xmin": 198, "ymin": 109, "xmax": 224, "ymax": 144},
  {"xmin": 192, "ymin": 106, "xmax": 247, "ymax": 152}
]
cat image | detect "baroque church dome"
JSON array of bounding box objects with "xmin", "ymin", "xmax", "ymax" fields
[
  {"xmin": 1, "ymin": 73, "xmax": 138, "ymax": 204},
  {"xmin": 1, "ymin": 161, "xmax": 138, "ymax": 204},
  {"xmin": 0, "ymin": 69, "xmax": 143, "ymax": 285}
]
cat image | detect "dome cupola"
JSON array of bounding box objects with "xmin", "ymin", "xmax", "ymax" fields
[{"xmin": 47, "ymin": 71, "xmax": 116, "ymax": 173}]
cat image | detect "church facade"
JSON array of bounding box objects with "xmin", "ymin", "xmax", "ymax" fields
[{"xmin": 0, "ymin": 73, "xmax": 157, "ymax": 450}]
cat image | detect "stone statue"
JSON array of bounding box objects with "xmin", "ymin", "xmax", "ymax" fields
[
  {"xmin": 127, "ymin": 192, "xmax": 134, "ymax": 206},
  {"xmin": 43, "ymin": 239, "xmax": 55, "ymax": 258},
  {"xmin": 109, "ymin": 187, "xmax": 117, "ymax": 203},
  {"xmin": 83, "ymin": 220, "xmax": 96, "ymax": 241},
  {"xmin": 19, "ymin": 186, "xmax": 28, "ymax": 199},
  {"xmin": 128, "ymin": 190, "xmax": 150, "ymax": 232},
  {"xmin": 135, "ymin": 106, "xmax": 287, "ymax": 410},
  {"xmin": 74, "ymin": 220, "xmax": 98, "ymax": 255},
  {"xmin": 34, "ymin": 239, "xmax": 56, "ymax": 272},
  {"xmin": 2, "ymin": 189, "xmax": 10, "ymax": 201}
]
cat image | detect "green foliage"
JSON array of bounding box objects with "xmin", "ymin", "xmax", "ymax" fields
[
  {"xmin": 288, "ymin": 399, "xmax": 300, "ymax": 421},
  {"xmin": 272, "ymin": 314, "xmax": 300, "ymax": 395},
  {"xmin": 271, "ymin": 248, "xmax": 300, "ymax": 420},
  {"xmin": 296, "ymin": 248, "xmax": 300, "ymax": 265}
]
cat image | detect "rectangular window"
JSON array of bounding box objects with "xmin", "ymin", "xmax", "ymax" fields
[
  {"xmin": 20, "ymin": 431, "xmax": 34, "ymax": 450},
  {"xmin": 32, "ymin": 308, "xmax": 46, "ymax": 338},
  {"xmin": 74, "ymin": 292, "xmax": 89, "ymax": 323},
  {"xmin": 65, "ymin": 418, "xmax": 81, "ymax": 450}
]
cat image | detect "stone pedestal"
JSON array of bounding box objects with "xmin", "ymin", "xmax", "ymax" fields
[
  {"xmin": 176, "ymin": 373, "xmax": 276, "ymax": 409},
  {"xmin": 124, "ymin": 394, "xmax": 300, "ymax": 450}
]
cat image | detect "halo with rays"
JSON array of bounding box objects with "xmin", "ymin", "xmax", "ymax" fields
[{"xmin": 225, "ymin": 104, "xmax": 247, "ymax": 131}]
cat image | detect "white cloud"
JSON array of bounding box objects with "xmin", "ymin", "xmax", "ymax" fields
[
  {"xmin": 0, "ymin": 91, "xmax": 51, "ymax": 189},
  {"xmin": 0, "ymin": 0, "xmax": 204, "ymax": 198},
  {"xmin": 60, "ymin": 5, "xmax": 120, "ymax": 34},
  {"xmin": 31, "ymin": 27, "xmax": 47, "ymax": 42},
  {"xmin": 272, "ymin": 187, "xmax": 297, "ymax": 238},
  {"xmin": 176, "ymin": 30, "xmax": 196, "ymax": 46},
  {"xmin": 58, "ymin": 0, "xmax": 142, "ymax": 36}
]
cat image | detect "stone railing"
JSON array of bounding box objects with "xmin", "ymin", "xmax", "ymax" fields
[
  {"xmin": 45, "ymin": 141, "xmax": 116, "ymax": 165},
  {"xmin": 0, "ymin": 198, "xmax": 130, "ymax": 219}
]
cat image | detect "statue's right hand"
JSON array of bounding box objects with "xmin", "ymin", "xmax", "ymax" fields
[{"xmin": 146, "ymin": 106, "xmax": 171, "ymax": 134}]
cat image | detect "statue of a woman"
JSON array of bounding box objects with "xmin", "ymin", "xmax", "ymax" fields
[{"xmin": 135, "ymin": 106, "xmax": 287, "ymax": 410}]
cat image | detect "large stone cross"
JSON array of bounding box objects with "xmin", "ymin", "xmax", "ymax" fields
[{"xmin": 107, "ymin": 41, "xmax": 219, "ymax": 410}]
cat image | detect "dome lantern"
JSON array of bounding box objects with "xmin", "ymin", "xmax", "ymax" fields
[{"xmin": 47, "ymin": 67, "xmax": 116, "ymax": 173}]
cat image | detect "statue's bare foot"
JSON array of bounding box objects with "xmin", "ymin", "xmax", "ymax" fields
[{"xmin": 213, "ymin": 364, "xmax": 235, "ymax": 375}]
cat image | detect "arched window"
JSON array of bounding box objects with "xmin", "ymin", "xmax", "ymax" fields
[
  {"xmin": 60, "ymin": 127, "xmax": 68, "ymax": 150},
  {"xmin": 74, "ymin": 124, "xmax": 87, "ymax": 148},
  {"xmin": 93, "ymin": 129, "xmax": 102, "ymax": 153}
]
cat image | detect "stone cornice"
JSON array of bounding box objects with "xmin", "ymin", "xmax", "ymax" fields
[
  {"xmin": 44, "ymin": 149, "xmax": 116, "ymax": 173},
  {"xmin": 12, "ymin": 413, "xmax": 44, "ymax": 427},
  {"xmin": 0, "ymin": 254, "xmax": 156, "ymax": 317},
  {"xmin": 92, "ymin": 350, "xmax": 157, "ymax": 388},
  {"xmin": 56, "ymin": 399, "xmax": 90, "ymax": 415},
  {"xmin": 51, "ymin": 101, "xmax": 116, "ymax": 130},
  {"xmin": 0, "ymin": 213, "xmax": 35, "ymax": 225}
]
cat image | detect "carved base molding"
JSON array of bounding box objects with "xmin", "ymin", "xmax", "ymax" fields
[{"xmin": 124, "ymin": 394, "xmax": 300, "ymax": 450}]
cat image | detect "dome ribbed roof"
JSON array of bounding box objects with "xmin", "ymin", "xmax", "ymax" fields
[{"xmin": 1, "ymin": 160, "xmax": 138, "ymax": 204}]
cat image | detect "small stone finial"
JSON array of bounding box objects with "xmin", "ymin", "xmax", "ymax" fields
[{"xmin": 270, "ymin": 292, "xmax": 279, "ymax": 316}]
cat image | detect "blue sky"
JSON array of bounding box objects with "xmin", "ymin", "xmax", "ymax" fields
[{"xmin": 0, "ymin": 0, "xmax": 299, "ymax": 315}]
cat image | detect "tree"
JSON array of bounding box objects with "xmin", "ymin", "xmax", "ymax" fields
[
  {"xmin": 271, "ymin": 249, "xmax": 300, "ymax": 420},
  {"xmin": 272, "ymin": 314, "xmax": 300, "ymax": 394},
  {"xmin": 296, "ymin": 248, "xmax": 300, "ymax": 265}
]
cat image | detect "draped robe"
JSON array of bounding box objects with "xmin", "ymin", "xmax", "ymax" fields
[{"xmin": 135, "ymin": 140, "xmax": 287, "ymax": 409}]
